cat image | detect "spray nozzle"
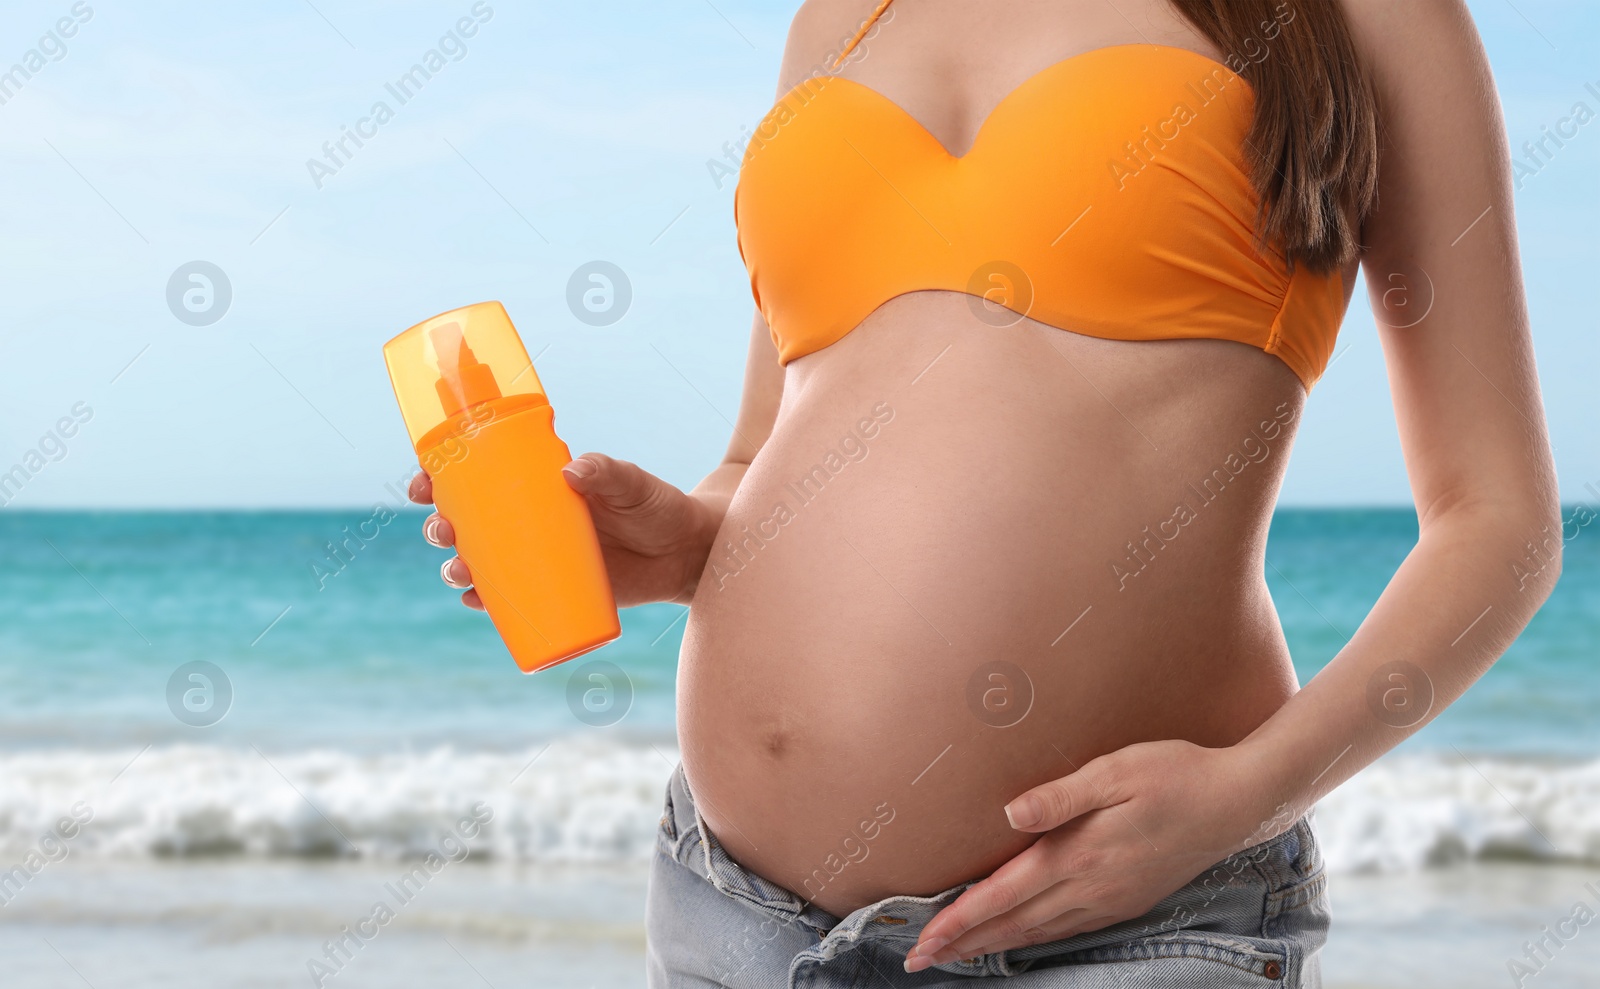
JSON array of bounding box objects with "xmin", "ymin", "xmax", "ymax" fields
[{"xmin": 431, "ymin": 321, "xmax": 502, "ymax": 417}]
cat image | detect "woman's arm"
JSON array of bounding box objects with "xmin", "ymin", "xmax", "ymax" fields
[
  {"xmin": 416, "ymin": 2, "xmax": 840, "ymax": 608},
  {"xmin": 908, "ymin": 0, "xmax": 1562, "ymax": 967},
  {"xmin": 680, "ymin": 311, "xmax": 786, "ymax": 561},
  {"xmin": 1228, "ymin": 0, "xmax": 1562, "ymax": 816}
]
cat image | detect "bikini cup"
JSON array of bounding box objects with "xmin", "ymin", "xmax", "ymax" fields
[{"xmin": 731, "ymin": 29, "xmax": 1347, "ymax": 390}]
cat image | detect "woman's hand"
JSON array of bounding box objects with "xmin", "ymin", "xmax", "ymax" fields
[
  {"xmin": 905, "ymin": 739, "xmax": 1280, "ymax": 972},
  {"xmin": 407, "ymin": 453, "xmax": 720, "ymax": 610}
]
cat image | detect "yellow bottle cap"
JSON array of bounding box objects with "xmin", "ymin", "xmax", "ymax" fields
[{"xmin": 383, "ymin": 301, "xmax": 548, "ymax": 452}]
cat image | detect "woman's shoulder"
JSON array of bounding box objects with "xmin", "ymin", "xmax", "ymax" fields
[
  {"xmin": 1339, "ymin": 0, "xmax": 1489, "ymax": 107},
  {"xmin": 772, "ymin": 0, "xmax": 888, "ymax": 96}
]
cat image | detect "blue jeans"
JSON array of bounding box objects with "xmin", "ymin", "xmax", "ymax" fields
[{"xmin": 646, "ymin": 764, "xmax": 1329, "ymax": 987}]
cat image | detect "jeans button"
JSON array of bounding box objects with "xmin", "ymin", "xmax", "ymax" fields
[{"xmin": 1264, "ymin": 960, "xmax": 1283, "ymax": 979}]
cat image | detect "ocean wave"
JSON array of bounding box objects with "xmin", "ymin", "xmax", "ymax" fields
[
  {"xmin": 2, "ymin": 745, "xmax": 1598, "ymax": 873},
  {"xmin": 1316, "ymin": 753, "xmax": 1600, "ymax": 872},
  {"xmin": 0, "ymin": 738, "xmax": 677, "ymax": 865}
]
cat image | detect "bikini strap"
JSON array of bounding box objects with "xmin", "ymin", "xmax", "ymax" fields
[{"xmin": 832, "ymin": 0, "xmax": 896, "ymax": 69}]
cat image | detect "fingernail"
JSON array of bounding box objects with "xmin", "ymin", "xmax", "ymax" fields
[
  {"xmin": 1005, "ymin": 796, "xmax": 1041, "ymax": 829},
  {"xmin": 424, "ymin": 517, "xmax": 442, "ymax": 544},
  {"xmin": 440, "ymin": 560, "xmax": 466, "ymax": 588},
  {"xmin": 903, "ymin": 955, "xmax": 931, "ymax": 973},
  {"xmin": 903, "ymin": 936, "xmax": 947, "ymax": 972},
  {"xmin": 563, "ymin": 458, "xmax": 596, "ymax": 480}
]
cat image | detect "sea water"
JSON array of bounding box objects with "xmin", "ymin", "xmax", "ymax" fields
[{"xmin": 0, "ymin": 509, "xmax": 1595, "ymax": 987}]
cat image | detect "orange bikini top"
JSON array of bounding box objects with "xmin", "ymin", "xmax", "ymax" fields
[{"xmin": 732, "ymin": 1, "xmax": 1348, "ymax": 389}]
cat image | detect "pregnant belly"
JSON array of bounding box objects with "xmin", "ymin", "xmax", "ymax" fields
[{"xmin": 677, "ymin": 294, "xmax": 1307, "ymax": 916}]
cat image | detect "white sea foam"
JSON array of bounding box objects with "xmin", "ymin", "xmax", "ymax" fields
[
  {"xmin": 2, "ymin": 745, "xmax": 1598, "ymax": 872},
  {"xmin": 0, "ymin": 738, "xmax": 678, "ymax": 865},
  {"xmin": 1315, "ymin": 753, "xmax": 1600, "ymax": 873}
]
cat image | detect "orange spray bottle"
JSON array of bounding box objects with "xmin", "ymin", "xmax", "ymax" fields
[{"xmin": 383, "ymin": 301, "xmax": 620, "ymax": 672}]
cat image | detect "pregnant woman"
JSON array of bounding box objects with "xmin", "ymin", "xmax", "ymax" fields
[{"xmin": 412, "ymin": 0, "xmax": 1559, "ymax": 984}]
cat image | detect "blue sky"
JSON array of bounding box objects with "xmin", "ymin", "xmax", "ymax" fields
[{"xmin": 1, "ymin": 0, "xmax": 1596, "ymax": 507}]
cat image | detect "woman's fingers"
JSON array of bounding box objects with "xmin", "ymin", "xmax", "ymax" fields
[
  {"xmin": 443, "ymin": 558, "xmax": 485, "ymax": 610},
  {"xmin": 1005, "ymin": 767, "xmax": 1115, "ymax": 833},
  {"xmin": 562, "ymin": 452, "xmax": 654, "ymax": 508},
  {"xmin": 413, "ymin": 471, "xmax": 478, "ymax": 611},
  {"xmin": 912, "ymin": 842, "xmax": 1062, "ymax": 956},
  {"xmin": 441, "ymin": 557, "xmax": 472, "ymax": 589},
  {"xmin": 975, "ymin": 911, "xmax": 1119, "ymax": 958},
  {"xmin": 407, "ymin": 470, "xmax": 434, "ymax": 505},
  {"xmin": 923, "ymin": 887, "xmax": 1091, "ymax": 968},
  {"xmin": 423, "ymin": 513, "xmax": 454, "ymax": 548}
]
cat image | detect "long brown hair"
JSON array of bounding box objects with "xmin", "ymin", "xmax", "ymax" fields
[{"xmin": 1166, "ymin": 0, "xmax": 1378, "ymax": 273}]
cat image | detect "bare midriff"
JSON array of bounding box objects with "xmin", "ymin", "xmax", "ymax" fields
[{"xmin": 678, "ymin": 291, "xmax": 1311, "ymax": 917}]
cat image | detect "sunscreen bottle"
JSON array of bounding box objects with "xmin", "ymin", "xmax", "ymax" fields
[{"xmin": 383, "ymin": 301, "xmax": 619, "ymax": 672}]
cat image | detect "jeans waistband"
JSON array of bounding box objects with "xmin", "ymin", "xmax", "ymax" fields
[{"xmin": 660, "ymin": 761, "xmax": 1321, "ymax": 976}]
